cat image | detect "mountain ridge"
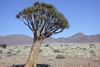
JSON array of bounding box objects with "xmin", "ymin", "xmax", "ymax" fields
[{"xmin": 0, "ymin": 33, "xmax": 100, "ymax": 45}]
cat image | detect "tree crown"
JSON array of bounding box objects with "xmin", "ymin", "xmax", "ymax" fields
[{"xmin": 16, "ymin": 2, "xmax": 69, "ymax": 41}]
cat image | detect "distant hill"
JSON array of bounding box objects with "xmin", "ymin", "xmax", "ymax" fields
[
  {"xmin": 0, "ymin": 34, "xmax": 33, "ymax": 45},
  {"xmin": 0, "ymin": 33, "xmax": 100, "ymax": 45},
  {"xmin": 43, "ymin": 33, "xmax": 100, "ymax": 43}
]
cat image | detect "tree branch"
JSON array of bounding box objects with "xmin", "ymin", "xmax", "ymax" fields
[
  {"xmin": 19, "ymin": 17, "xmax": 28, "ymax": 26},
  {"xmin": 53, "ymin": 28, "xmax": 64, "ymax": 34}
]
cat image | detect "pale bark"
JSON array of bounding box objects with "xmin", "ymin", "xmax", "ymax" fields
[{"xmin": 25, "ymin": 39, "xmax": 43, "ymax": 67}]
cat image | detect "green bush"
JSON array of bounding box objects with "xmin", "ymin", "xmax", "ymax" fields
[
  {"xmin": 56, "ymin": 55, "xmax": 65, "ymax": 59},
  {"xmin": 0, "ymin": 44, "xmax": 7, "ymax": 49}
]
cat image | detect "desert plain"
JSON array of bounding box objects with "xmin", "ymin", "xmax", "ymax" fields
[{"xmin": 0, "ymin": 43, "xmax": 100, "ymax": 67}]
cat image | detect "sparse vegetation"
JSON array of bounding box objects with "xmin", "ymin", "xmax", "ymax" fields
[{"xmin": 0, "ymin": 43, "xmax": 100, "ymax": 67}]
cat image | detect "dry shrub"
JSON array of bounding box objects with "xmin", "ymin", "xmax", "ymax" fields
[{"xmin": 56, "ymin": 55, "xmax": 65, "ymax": 59}]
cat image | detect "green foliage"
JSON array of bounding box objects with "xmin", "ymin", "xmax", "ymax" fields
[
  {"xmin": 0, "ymin": 44, "xmax": 7, "ymax": 49},
  {"xmin": 16, "ymin": 2, "xmax": 69, "ymax": 39}
]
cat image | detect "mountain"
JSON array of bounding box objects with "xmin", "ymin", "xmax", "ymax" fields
[
  {"xmin": 43, "ymin": 32, "xmax": 100, "ymax": 43},
  {"xmin": 64, "ymin": 33, "xmax": 100, "ymax": 43},
  {"xmin": 0, "ymin": 33, "xmax": 100, "ymax": 45},
  {"xmin": 0, "ymin": 34, "xmax": 33, "ymax": 45}
]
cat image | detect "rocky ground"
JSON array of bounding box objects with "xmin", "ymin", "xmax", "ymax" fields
[{"xmin": 0, "ymin": 43, "xmax": 100, "ymax": 67}]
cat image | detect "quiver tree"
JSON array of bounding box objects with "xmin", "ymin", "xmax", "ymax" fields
[{"xmin": 16, "ymin": 2, "xmax": 69, "ymax": 67}]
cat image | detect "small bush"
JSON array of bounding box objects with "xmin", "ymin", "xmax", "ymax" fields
[
  {"xmin": 83, "ymin": 48, "xmax": 87, "ymax": 50},
  {"xmin": 90, "ymin": 50, "xmax": 95, "ymax": 53},
  {"xmin": 9, "ymin": 49, "xmax": 13, "ymax": 52},
  {"xmin": 15, "ymin": 46, "xmax": 18, "ymax": 49},
  {"xmin": 71, "ymin": 48, "xmax": 74, "ymax": 49},
  {"xmin": 7, "ymin": 52, "xmax": 17, "ymax": 57},
  {"xmin": 56, "ymin": 55, "xmax": 65, "ymax": 59},
  {"xmin": 16, "ymin": 50, "xmax": 21, "ymax": 53},
  {"xmin": 23, "ymin": 46, "xmax": 29, "ymax": 49},
  {"xmin": 45, "ymin": 44, "xmax": 49, "ymax": 47},
  {"xmin": 60, "ymin": 44, "xmax": 63, "ymax": 47},
  {"xmin": 54, "ymin": 49, "xmax": 62, "ymax": 53},
  {"xmin": 90, "ymin": 50, "xmax": 96, "ymax": 55},
  {"xmin": 7, "ymin": 52, "xmax": 12, "ymax": 54},
  {"xmin": 7, "ymin": 52, "xmax": 12, "ymax": 57},
  {"xmin": 65, "ymin": 44, "xmax": 69, "ymax": 46},
  {"xmin": 0, "ymin": 44, "xmax": 7, "ymax": 49},
  {"xmin": 89, "ymin": 44, "xmax": 96, "ymax": 48},
  {"xmin": 77, "ymin": 46, "xmax": 79, "ymax": 48}
]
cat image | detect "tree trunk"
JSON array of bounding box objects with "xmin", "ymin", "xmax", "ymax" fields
[{"xmin": 25, "ymin": 39, "xmax": 43, "ymax": 67}]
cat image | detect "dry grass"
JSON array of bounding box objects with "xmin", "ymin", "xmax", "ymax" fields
[{"xmin": 0, "ymin": 43, "xmax": 100, "ymax": 67}]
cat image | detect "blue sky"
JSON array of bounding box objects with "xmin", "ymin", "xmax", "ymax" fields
[{"xmin": 0, "ymin": 0, "xmax": 100, "ymax": 38}]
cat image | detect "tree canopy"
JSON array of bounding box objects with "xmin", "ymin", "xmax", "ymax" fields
[{"xmin": 16, "ymin": 2, "xmax": 69, "ymax": 41}]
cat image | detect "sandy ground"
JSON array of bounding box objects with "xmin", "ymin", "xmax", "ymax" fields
[{"xmin": 0, "ymin": 43, "xmax": 100, "ymax": 67}]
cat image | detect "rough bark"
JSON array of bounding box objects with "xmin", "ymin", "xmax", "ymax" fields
[{"xmin": 25, "ymin": 39, "xmax": 43, "ymax": 67}]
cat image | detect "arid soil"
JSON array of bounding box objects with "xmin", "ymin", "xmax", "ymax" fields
[{"xmin": 0, "ymin": 43, "xmax": 100, "ymax": 67}]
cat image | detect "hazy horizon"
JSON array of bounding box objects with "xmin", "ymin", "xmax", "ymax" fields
[{"xmin": 0, "ymin": 32, "xmax": 100, "ymax": 38}]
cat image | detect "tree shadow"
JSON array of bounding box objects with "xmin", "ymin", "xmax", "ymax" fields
[{"xmin": 12, "ymin": 64, "xmax": 50, "ymax": 67}]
